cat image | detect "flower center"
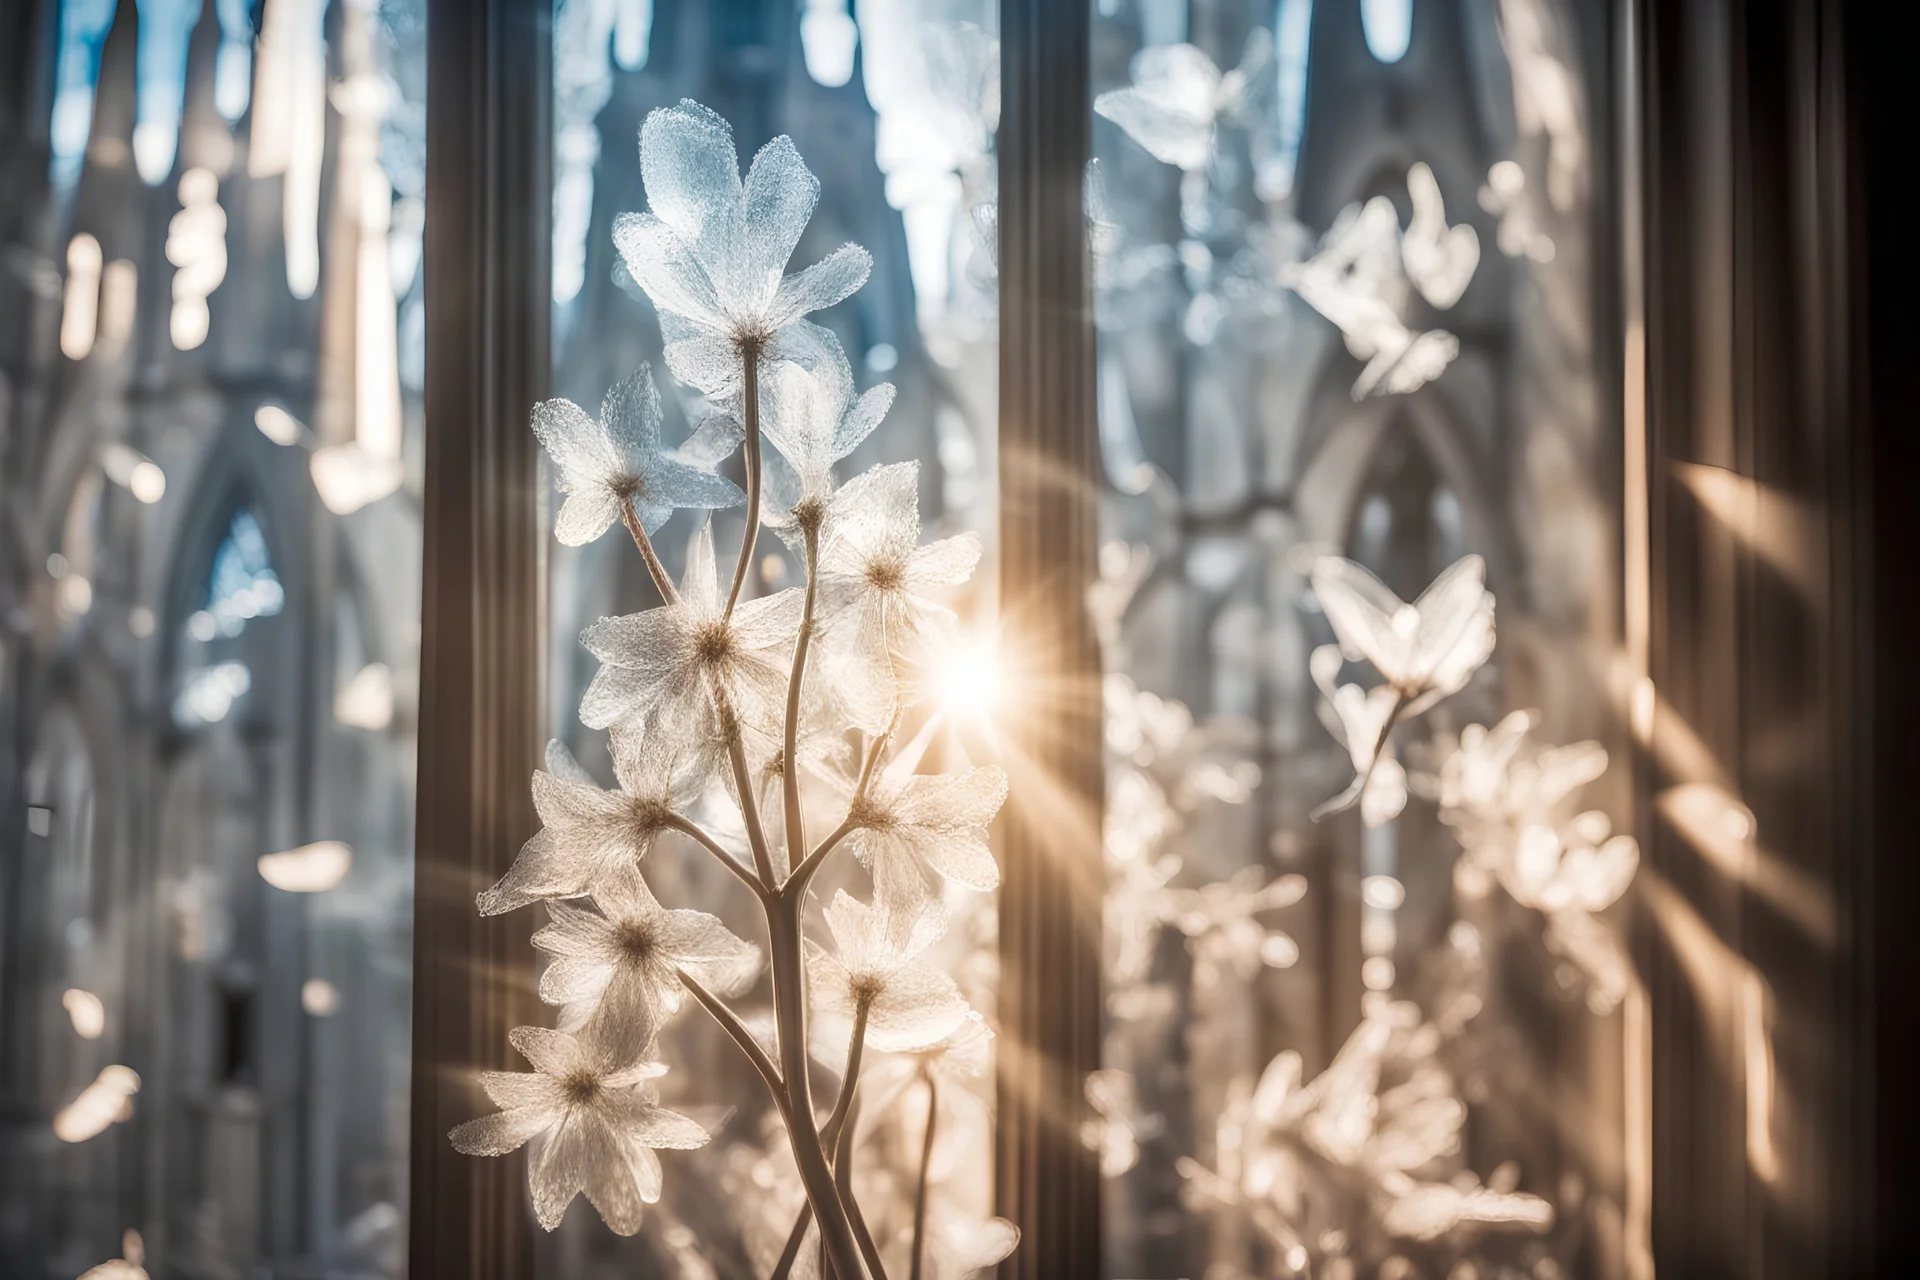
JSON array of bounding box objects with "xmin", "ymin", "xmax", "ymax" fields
[
  {"xmin": 613, "ymin": 918, "xmax": 655, "ymax": 961},
  {"xmin": 848, "ymin": 795, "xmax": 895, "ymax": 831},
  {"xmin": 562, "ymin": 1071, "xmax": 600, "ymax": 1105},
  {"xmin": 849, "ymin": 973, "xmax": 886, "ymax": 1005},
  {"xmin": 694, "ymin": 621, "xmax": 736, "ymax": 666},
  {"xmin": 864, "ymin": 556, "xmax": 907, "ymax": 592}
]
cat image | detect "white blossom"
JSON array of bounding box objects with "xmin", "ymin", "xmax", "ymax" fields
[
  {"xmin": 531, "ymin": 363, "xmax": 744, "ymax": 546},
  {"xmin": 761, "ymin": 332, "xmax": 894, "ymax": 513},
  {"xmin": 807, "ymin": 891, "xmax": 972, "ymax": 1053},
  {"xmin": 613, "ymin": 100, "xmax": 871, "ymax": 398},
  {"xmin": 847, "ymin": 765, "xmax": 1007, "ymax": 933},
  {"xmin": 449, "ymin": 1027, "xmax": 709, "ymax": 1234},
  {"xmin": 1310, "ymin": 553, "xmax": 1495, "ymax": 714},
  {"xmin": 1094, "ymin": 31, "xmax": 1271, "ymax": 173},
  {"xmin": 478, "ymin": 739, "xmax": 689, "ymax": 916},
  {"xmin": 579, "ymin": 520, "xmax": 801, "ymax": 736},
  {"xmin": 534, "ymin": 864, "xmax": 761, "ymax": 1063}
]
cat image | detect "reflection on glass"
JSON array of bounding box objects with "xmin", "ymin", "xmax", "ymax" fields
[
  {"xmin": 544, "ymin": 3, "xmax": 1001, "ymax": 1274},
  {"xmin": 1, "ymin": 1, "xmax": 426, "ymax": 1275},
  {"xmin": 1092, "ymin": 1, "xmax": 1629, "ymax": 1276}
]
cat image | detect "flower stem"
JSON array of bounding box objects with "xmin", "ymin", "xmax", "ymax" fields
[
  {"xmin": 772, "ymin": 999, "xmax": 871, "ymax": 1280},
  {"xmin": 766, "ymin": 896, "xmax": 871, "ymax": 1279},
  {"xmin": 618, "ymin": 493, "xmax": 678, "ymax": 603},
  {"xmin": 783, "ymin": 724, "xmax": 893, "ymax": 899},
  {"xmin": 909, "ymin": 1066, "xmax": 938, "ymax": 1280},
  {"xmin": 725, "ymin": 342, "xmax": 763, "ymax": 622},
  {"xmin": 781, "ymin": 522, "xmax": 820, "ymax": 884}
]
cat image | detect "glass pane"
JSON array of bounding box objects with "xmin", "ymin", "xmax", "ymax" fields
[
  {"xmin": 1089, "ymin": 1, "xmax": 1635, "ymax": 1276},
  {"xmin": 0, "ymin": 1, "xmax": 426, "ymax": 1275},
  {"xmin": 530, "ymin": 2, "xmax": 1003, "ymax": 1273}
]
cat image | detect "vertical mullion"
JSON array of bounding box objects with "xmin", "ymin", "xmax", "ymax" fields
[
  {"xmin": 411, "ymin": 0, "xmax": 550, "ymax": 1275},
  {"xmin": 995, "ymin": 0, "xmax": 1103, "ymax": 1276}
]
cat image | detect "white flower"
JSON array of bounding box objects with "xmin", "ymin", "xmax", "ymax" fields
[
  {"xmin": 1094, "ymin": 31, "xmax": 1270, "ymax": 172},
  {"xmin": 847, "ymin": 765, "xmax": 1007, "ymax": 933},
  {"xmin": 531, "ymin": 363, "xmax": 745, "ymax": 546},
  {"xmin": 579, "ymin": 520, "xmax": 801, "ymax": 734},
  {"xmin": 1309, "ymin": 644, "xmax": 1411, "ymax": 826},
  {"xmin": 1310, "ymin": 553, "xmax": 1495, "ymax": 714},
  {"xmin": 614, "ymin": 100, "xmax": 871, "ymax": 398},
  {"xmin": 806, "ymin": 891, "xmax": 971, "ymax": 1053},
  {"xmin": 1500, "ymin": 812, "xmax": 1639, "ymax": 914},
  {"xmin": 814, "ymin": 462, "xmax": 982, "ymax": 724},
  {"xmin": 535, "ymin": 864, "xmax": 761, "ymax": 1063},
  {"xmin": 760, "ymin": 333, "xmax": 894, "ymax": 512},
  {"xmin": 478, "ymin": 740, "xmax": 689, "ymax": 916},
  {"xmin": 449, "ymin": 1027, "xmax": 710, "ymax": 1234}
]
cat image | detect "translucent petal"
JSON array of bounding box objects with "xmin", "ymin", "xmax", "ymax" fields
[
  {"xmin": 860, "ymin": 829, "xmax": 943, "ymax": 931},
  {"xmin": 530, "ymin": 397, "xmax": 606, "ymax": 475},
  {"xmin": 481, "ymin": 1069, "xmax": 565, "ymax": 1112},
  {"xmin": 545, "ymin": 739, "xmax": 596, "ymax": 785},
  {"xmin": 1411, "ymin": 555, "xmax": 1489, "ymax": 670},
  {"xmin": 639, "ymin": 100, "xmax": 742, "ymax": 264},
  {"xmin": 619, "ymin": 1141, "xmax": 664, "ymax": 1209},
  {"xmin": 831, "ymin": 378, "xmax": 894, "ymax": 457},
  {"xmin": 579, "ymin": 662, "xmax": 657, "ymax": 731},
  {"xmin": 599, "ymin": 365, "xmax": 665, "ymax": 465},
  {"xmin": 1310, "ymin": 557, "xmax": 1410, "ymax": 676},
  {"xmin": 650, "ymin": 455, "xmax": 747, "ymax": 514},
  {"xmin": 509, "ymin": 1025, "xmax": 589, "ymax": 1076},
  {"xmin": 897, "ymin": 766, "xmax": 1008, "ymax": 831},
  {"xmin": 663, "ymin": 327, "xmax": 745, "ymax": 399},
  {"xmin": 479, "ymin": 830, "xmax": 589, "ymax": 915},
  {"xmin": 865, "ymin": 965, "xmax": 971, "ymax": 1052},
  {"xmin": 611, "ymin": 212, "xmax": 724, "ymax": 327},
  {"xmin": 627, "ymin": 1104, "xmax": 711, "ymax": 1151},
  {"xmin": 450, "ymin": 1106, "xmax": 554, "ymax": 1156},
  {"xmin": 902, "ymin": 824, "xmax": 1001, "ymax": 891},
  {"xmin": 1094, "ymin": 87, "xmax": 1212, "ymax": 170},
  {"xmin": 910, "ymin": 532, "xmax": 982, "ymax": 587},
  {"xmin": 1360, "ymin": 756, "xmax": 1410, "ymax": 828},
  {"xmin": 678, "ymin": 409, "xmax": 746, "ymax": 470},
  {"xmin": 767, "ymin": 244, "xmax": 873, "ymax": 329},
  {"xmin": 742, "ymin": 134, "xmax": 821, "ymax": 311},
  {"xmin": 552, "ymin": 490, "xmax": 622, "ymax": 546},
  {"xmin": 679, "ymin": 521, "xmax": 721, "ymax": 616}
]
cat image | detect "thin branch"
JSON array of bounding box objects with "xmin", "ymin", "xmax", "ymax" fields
[
  {"xmin": 677, "ymin": 969, "xmax": 782, "ymax": 1101},
  {"xmin": 770, "ymin": 1213, "xmax": 811, "ymax": 1280},
  {"xmin": 783, "ymin": 722, "xmax": 895, "ymax": 898},
  {"xmin": 724, "ymin": 342, "xmax": 763, "ymax": 621},
  {"xmin": 909, "ymin": 1067, "xmax": 938, "ymax": 1280},
  {"xmin": 781, "ymin": 522, "xmax": 821, "ymax": 892},
  {"xmin": 712, "ymin": 678, "xmax": 778, "ymax": 889},
  {"xmin": 839, "ymin": 1087, "xmax": 888, "ymax": 1280},
  {"xmin": 662, "ymin": 813, "xmax": 765, "ymax": 901},
  {"xmin": 618, "ymin": 494, "xmax": 679, "ymax": 603}
]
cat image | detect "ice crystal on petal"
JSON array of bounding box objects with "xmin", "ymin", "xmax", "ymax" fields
[
  {"xmin": 1310, "ymin": 553, "xmax": 1494, "ymax": 711},
  {"xmin": 477, "ymin": 737, "xmax": 690, "ymax": 915},
  {"xmin": 579, "ymin": 521, "xmax": 801, "ymax": 736},
  {"xmin": 806, "ymin": 891, "xmax": 971, "ymax": 1052},
  {"xmin": 532, "ymin": 364, "xmax": 746, "ymax": 546},
  {"xmin": 815, "ymin": 462, "xmax": 982, "ymax": 725},
  {"xmin": 535, "ymin": 864, "xmax": 761, "ymax": 1065},
  {"xmin": 614, "ymin": 101, "xmax": 871, "ymax": 398},
  {"xmin": 448, "ymin": 1027, "xmax": 709, "ymax": 1234},
  {"xmin": 848, "ymin": 764, "xmax": 1006, "ymax": 935}
]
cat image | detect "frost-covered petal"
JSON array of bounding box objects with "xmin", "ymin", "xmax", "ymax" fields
[
  {"xmin": 767, "ymin": 244, "xmax": 873, "ymax": 329},
  {"xmin": 835, "ymin": 382, "xmax": 895, "ymax": 460},
  {"xmin": 553, "ymin": 489, "xmax": 625, "ymax": 546},
  {"xmin": 897, "ymin": 765, "xmax": 1009, "ymax": 831},
  {"xmin": 663, "ymin": 325, "xmax": 746, "ymax": 398},
  {"xmin": 1094, "ymin": 87, "xmax": 1213, "ymax": 170},
  {"xmin": 450, "ymin": 1106, "xmax": 554, "ymax": 1156},
  {"xmin": 627, "ymin": 1104, "xmax": 711, "ymax": 1151},
  {"xmin": 909, "ymin": 532, "xmax": 982, "ymax": 587},
  {"xmin": 599, "ymin": 364, "xmax": 666, "ymax": 467},
  {"xmin": 611, "ymin": 212, "xmax": 725, "ymax": 328},
  {"xmin": 742, "ymin": 134, "xmax": 821, "ymax": 311},
  {"xmin": 532, "ymin": 1111, "xmax": 628, "ymax": 1232},
  {"xmin": 509, "ymin": 1025, "xmax": 590, "ymax": 1076},
  {"xmin": 639, "ymin": 100, "xmax": 743, "ymax": 268}
]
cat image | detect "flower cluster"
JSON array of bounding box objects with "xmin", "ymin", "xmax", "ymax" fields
[{"xmin": 452, "ymin": 101, "xmax": 1007, "ymax": 1277}]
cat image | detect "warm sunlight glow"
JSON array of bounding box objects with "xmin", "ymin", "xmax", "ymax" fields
[
  {"xmin": 258, "ymin": 840, "xmax": 352, "ymax": 893},
  {"xmin": 302, "ymin": 979, "xmax": 340, "ymax": 1016},
  {"xmin": 937, "ymin": 635, "xmax": 1004, "ymax": 720}
]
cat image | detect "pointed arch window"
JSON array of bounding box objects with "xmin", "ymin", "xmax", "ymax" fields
[{"xmin": 193, "ymin": 507, "xmax": 285, "ymax": 641}]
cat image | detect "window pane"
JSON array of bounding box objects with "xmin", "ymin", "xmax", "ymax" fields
[
  {"xmin": 0, "ymin": 1, "xmax": 426, "ymax": 1274},
  {"xmin": 535, "ymin": 2, "xmax": 1002, "ymax": 1272},
  {"xmin": 1090, "ymin": 1, "xmax": 1634, "ymax": 1276}
]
